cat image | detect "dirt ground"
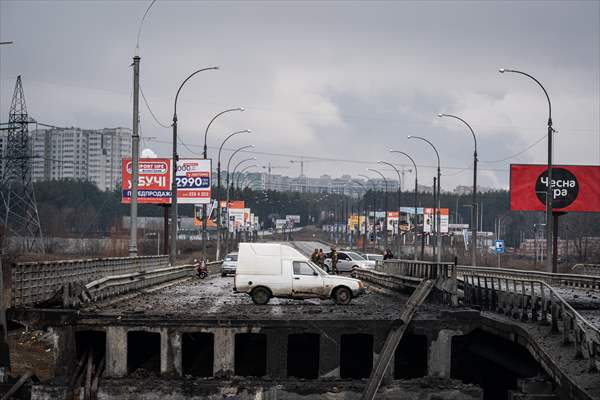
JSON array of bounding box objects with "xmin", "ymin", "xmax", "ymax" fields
[{"xmin": 8, "ymin": 329, "xmax": 55, "ymax": 382}]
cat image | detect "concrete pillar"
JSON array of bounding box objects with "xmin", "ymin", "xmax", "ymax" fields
[
  {"xmin": 170, "ymin": 331, "xmax": 182, "ymax": 376},
  {"xmin": 266, "ymin": 330, "xmax": 286, "ymax": 378},
  {"xmin": 51, "ymin": 327, "xmax": 76, "ymax": 384},
  {"xmin": 213, "ymin": 328, "xmax": 235, "ymax": 377},
  {"xmin": 160, "ymin": 328, "xmax": 176, "ymax": 376},
  {"xmin": 374, "ymin": 330, "xmax": 393, "ymax": 385},
  {"xmin": 106, "ymin": 326, "xmax": 128, "ymax": 378},
  {"xmin": 428, "ymin": 329, "xmax": 462, "ymax": 378},
  {"xmin": 319, "ymin": 330, "xmax": 339, "ymax": 378}
]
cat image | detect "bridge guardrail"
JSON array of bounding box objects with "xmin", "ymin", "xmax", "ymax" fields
[
  {"xmin": 8, "ymin": 255, "xmax": 169, "ymax": 307},
  {"xmin": 79, "ymin": 261, "xmax": 223, "ymax": 306},
  {"xmin": 572, "ymin": 264, "xmax": 600, "ymax": 277},
  {"xmin": 463, "ymin": 273, "xmax": 600, "ymax": 372},
  {"xmin": 377, "ymin": 259, "xmax": 456, "ymax": 281},
  {"xmin": 456, "ymin": 265, "xmax": 600, "ymax": 290}
]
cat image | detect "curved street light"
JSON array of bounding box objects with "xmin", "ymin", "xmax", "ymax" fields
[
  {"xmin": 378, "ymin": 161, "xmax": 402, "ymax": 257},
  {"xmin": 367, "ymin": 168, "xmax": 389, "ymax": 250},
  {"xmin": 201, "ymin": 107, "xmax": 244, "ymax": 257},
  {"xmin": 224, "ymin": 148, "xmax": 255, "ymax": 252},
  {"xmin": 408, "ymin": 135, "xmax": 442, "ymax": 262},
  {"xmin": 353, "ymin": 179, "xmax": 369, "ymax": 253},
  {"xmin": 216, "ymin": 130, "xmax": 251, "ymax": 259},
  {"xmin": 390, "ymin": 150, "xmax": 420, "ymax": 260},
  {"xmin": 438, "ymin": 113, "xmax": 478, "ymax": 266},
  {"xmin": 236, "ymin": 164, "xmax": 259, "ymax": 189},
  {"xmin": 499, "ymin": 68, "xmax": 555, "ymax": 272},
  {"xmin": 204, "ymin": 108, "xmax": 245, "ymax": 158},
  {"xmin": 170, "ymin": 66, "xmax": 219, "ymax": 265}
]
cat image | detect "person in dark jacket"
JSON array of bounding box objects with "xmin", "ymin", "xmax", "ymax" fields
[
  {"xmin": 383, "ymin": 249, "xmax": 394, "ymax": 260},
  {"xmin": 330, "ymin": 248, "xmax": 339, "ymax": 274},
  {"xmin": 311, "ymin": 249, "xmax": 319, "ymax": 263}
]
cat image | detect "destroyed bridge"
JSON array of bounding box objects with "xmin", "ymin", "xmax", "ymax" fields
[{"xmin": 1, "ymin": 240, "xmax": 599, "ymax": 400}]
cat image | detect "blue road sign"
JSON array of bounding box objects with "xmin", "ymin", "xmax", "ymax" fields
[{"xmin": 495, "ymin": 240, "xmax": 505, "ymax": 254}]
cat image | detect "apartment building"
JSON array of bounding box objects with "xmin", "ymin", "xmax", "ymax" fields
[{"xmin": 25, "ymin": 127, "xmax": 132, "ymax": 190}]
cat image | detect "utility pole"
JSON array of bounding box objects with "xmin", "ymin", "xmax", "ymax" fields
[{"xmin": 129, "ymin": 53, "xmax": 140, "ymax": 257}]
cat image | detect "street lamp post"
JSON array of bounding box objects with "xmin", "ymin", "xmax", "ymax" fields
[
  {"xmin": 202, "ymin": 107, "xmax": 244, "ymax": 260},
  {"xmin": 359, "ymin": 174, "xmax": 375, "ymax": 250},
  {"xmin": 500, "ymin": 68, "xmax": 555, "ymax": 273},
  {"xmin": 216, "ymin": 130, "xmax": 251, "ymax": 260},
  {"xmin": 170, "ymin": 66, "xmax": 218, "ymax": 265},
  {"xmin": 224, "ymin": 147, "xmax": 255, "ymax": 252},
  {"xmin": 390, "ymin": 150, "xmax": 419, "ymax": 260},
  {"xmin": 367, "ymin": 168, "xmax": 388, "ymax": 251},
  {"xmin": 236, "ymin": 164, "xmax": 258, "ymax": 190},
  {"xmin": 129, "ymin": 0, "xmax": 157, "ymax": 257},
  {"xmin": 408, "ymin": 135, "xmax": 442, "ymax": 262},
  {"xmin": 353, "ymin": 180, "xmax": 368, "ymax": 253},
  {"xmin": 378, "ymin": 161, "xmax": 402, "ymax": 259},
  {"xmin": 438, "ymin": 113, "xmax": 478, "ymax": 266}
]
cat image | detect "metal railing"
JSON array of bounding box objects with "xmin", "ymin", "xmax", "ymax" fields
[
  {"xmin": 572, "ymin": 264, "xmax": 600, "ymax": 277},
  {"xmin": 67, "ymin": 261, "xmax": 223, "ymax": 307},
  {"xmin": 377, "ymin": 259, "xmax": 456, "ymax": 280},
  {"xmin": 463, "ymin": 273, "xmax": 600, "ymax": 372},
  {"xmin": 10, "ymin": 255, "xmax": 169, "ymax": 307},
  {"xmin": 457, "ymin": 265, "xmax": 600, "ymax": 291}
]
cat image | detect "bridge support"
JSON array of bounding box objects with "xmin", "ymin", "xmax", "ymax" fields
[
  {"xmin": 427, "ymin": 329, "xmax": 463, "ymax": 378},
  {"xmin": 213, "ymin": 328, "xmax": 235, "ymax": 377},
  {"xmin": 106, "ymin": 327, "xmax": 127, "ymax": 378}
]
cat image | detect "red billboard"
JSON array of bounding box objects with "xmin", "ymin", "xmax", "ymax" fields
[
  {"xmin": 510, "ymin": 164, "xmax": 600, "ymax": 212},
  {"xmin": 122, "ymin": 158, "xmax": 172, "ymax": 204}
]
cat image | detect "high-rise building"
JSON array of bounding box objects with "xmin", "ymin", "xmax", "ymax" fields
[{"xmin": 25, "ymin": 127, "xmax": 132, "ymax": 190}]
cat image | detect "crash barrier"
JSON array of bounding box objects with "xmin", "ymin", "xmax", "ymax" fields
[
  {"xmin": 572, "ymin": 264, "xmax": 600, "ymax": 277},
  {"xmin": 456, "ymin": 265, "xmax": 600, "ymax": 291},
  {"xmin": 377, "ymin": 259, "xmax": 456, "ymax": 281},
  {"xmin": 8, "ymin": 255, "xmax": 169, "ymax": 307},
  {"xmin": 463, "ymin": 273, "xmax": 600, "ymax": 372},
  {"xmin": 78, "ymin": 261, "xmax": 223, "ymax": 307}
]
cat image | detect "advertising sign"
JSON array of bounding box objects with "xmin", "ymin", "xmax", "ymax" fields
[
  {"xmin": 423, "ymin": 208, "xmax": 449, "ymax": 233},
  {"xmin": 286, "ymin": 215, "xmax": 301, "ymax": 224},
  {"xmin": 387, "ymin": 211, "xmax": 399, "ymax": 233},
  {"xmin": 176, "ymin": 159, "xmax": 212, "ymax": 204},
  {"xmin": 510, "ymin": 164, "xmax": 600, "ymax": 212},
  {"xmin": 122, "ymin": 158, "xmax": 172, "ymax": 204}
]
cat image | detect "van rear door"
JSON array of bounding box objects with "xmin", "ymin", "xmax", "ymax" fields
[{"xmin": 291, "ymin": 260, "xmax": 325, "ymax": 298}]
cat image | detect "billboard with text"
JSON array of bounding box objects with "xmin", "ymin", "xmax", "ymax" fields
[
  {"xmin": 176, "ymin": 159, "xmax": 212, "ymax": 204},
  {"xmin": 122, "ymin": 158, "xmax": 172, "ymax": 204},
  {"xmin": 510, "ymin": 164, "xmax": 600, "ymax": 212}
]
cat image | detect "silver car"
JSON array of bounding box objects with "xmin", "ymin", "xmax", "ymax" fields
[
  {"xmin": 324, "ymin": 251, "xmax": 372, "ymax": 272},
  {"xmin": 221, "ymin": 252, "xmax": 238, "ymax": 276}
]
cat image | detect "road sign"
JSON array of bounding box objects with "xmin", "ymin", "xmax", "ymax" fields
[{"xmin": 495, "ymin": 240, "xmax": 505, "ymax": 254}]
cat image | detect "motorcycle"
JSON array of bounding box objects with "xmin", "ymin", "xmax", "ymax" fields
[{"xmin": 195, "ymin": 258, "xmax": 208, "ymax": 279}]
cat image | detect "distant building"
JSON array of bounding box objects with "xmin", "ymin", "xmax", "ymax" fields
[{"xmin": 2, "ymin": 127, "xmax": 132, "ymax": 190}]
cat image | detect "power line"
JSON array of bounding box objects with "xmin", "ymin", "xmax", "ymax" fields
[
  {"xmin": 479, "ymin": 134, "xmax": 546, "ymax": 163},
  {"xmin": 141, "ymin": 138, "xmax": 509, "ymax": 172},
  {"xmin": 139, "ymin": 84, "xmax": 171, "ymax": 129}
]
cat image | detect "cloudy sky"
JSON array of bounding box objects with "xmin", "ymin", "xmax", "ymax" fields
[{"xmin": 1, "ymin": 0, "xmax": 598, "ymax": 190}]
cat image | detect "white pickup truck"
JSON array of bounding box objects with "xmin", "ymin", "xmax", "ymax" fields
[{"xmin": 234, "ymin": 243, "xmax": 365, "ymax": 305}]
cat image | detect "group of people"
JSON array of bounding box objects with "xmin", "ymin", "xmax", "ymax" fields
[{"xmin": 310, "ymin": 247, "xmax": 340, "ymax": 274}]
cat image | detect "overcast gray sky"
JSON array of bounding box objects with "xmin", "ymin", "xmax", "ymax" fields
[{"xmin": 1, "ymin": 0, "xmax": 599, "ymax": 190}]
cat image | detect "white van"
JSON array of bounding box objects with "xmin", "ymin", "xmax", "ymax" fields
[{"xmin": 234, "ymin": 243, "xmax": 365, "ymax": 305}]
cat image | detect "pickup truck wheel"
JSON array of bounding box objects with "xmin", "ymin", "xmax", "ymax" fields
[
  {"xmin": 251, "ymin": 287, "xmax": 271, "ymax": 305},
  {"xmin": 333, "ymin": 287, "xmax": 351, "ymax": 305}
]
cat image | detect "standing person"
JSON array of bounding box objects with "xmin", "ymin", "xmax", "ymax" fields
[
  {"xmin": 331, "ymin": 247, "xmax": 339, "ymax": 274},
  {"xmin": 383, "ymin": 248, "xmax": 394, "ymax": 260},
  {"xmin": 311, "ymin": 249, "xmax": 319, "ymax": 263},
  {"xmin": 317, "ymin": 248, "xmax": 326, "ymax": 270}
]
